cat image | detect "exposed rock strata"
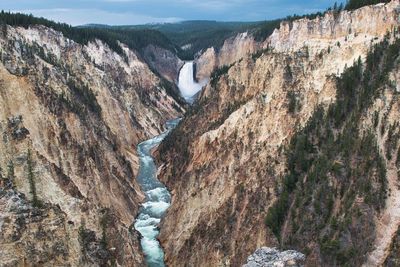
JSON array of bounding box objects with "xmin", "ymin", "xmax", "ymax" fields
[
  {"xmin": 243, "ymin": 247, "xmax": 305, "ymax": 267},
  {"xmin": 143, "ymin": 44, "xmax": 184, "ymax": 83},
  {"xmin": 0, "ymin": 24, "xmax": 184, "ymax": 266},
  {"xmin": 195, "ymin": 32, "xmax": 260, "ymax": 81},
  {"xmin": 195, "ymin": 0, "xmax": 400, "ymax": 82},
  {"xmin": 156, "ymin": 1, "xmax": 400, "ymax": 266}
]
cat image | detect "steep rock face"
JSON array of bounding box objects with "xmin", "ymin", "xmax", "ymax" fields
[
  {"xmin": 156, "ymin": 1, "xmax": 400, "ymax": 266},
  {"xmin": 143, "ymin": 44, "xmax": 184, "ymax": 83},
  {"xmin": 194, "ymin": 0, "xmax": 400, "ymax": 82},
  {"xmin": 268, "ymin": 1, "xmax": 399, "ymax": 54},
  {"xmin": 243, "ymin": 247, "xmax": 305, "ymax": 267},
  {"xmin": 0, "ymin": 188, "xmax": 72, "ymax": 266},
  {"xmin": 277, "ymin": 46, "xmax": 400, "ymax": 266},
  {"xmin": 0, "ymin": 25, "xmax": 183, "ymax": 266},
  {"xmin": 194, "ymin": 32, "xmax": 260, "ymax": 81},
  {"xmin": 361, "ymin": 60, "xmax": 400, "ymax": 265},
  {"xmin": 385, "ymin": 227, "xmax": 400, "ymax": 266}
]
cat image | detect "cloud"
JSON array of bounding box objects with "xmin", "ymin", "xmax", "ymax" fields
[
  {"xmin": 175, "ymin": 0, "xmax": 257, "ymax": 11},
  {"xmin": 8, "ymin": 0, "xmax": 341, "ymax": 25},
  {"xmin": 101, "ymin": 0, "xmax": 256, "ymax": 11},
  {"xmin": 15, "ymin": 8, "xmax": 182, "ymax": 25},
  {"xmin": 102, "ymin": 0, "xmax": 140, "ymax": 2}
]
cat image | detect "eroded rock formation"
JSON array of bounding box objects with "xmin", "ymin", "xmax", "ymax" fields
[
  {"xmin": 0, "ymin": 24, "xmax": 184, "ymax": 266},
  {"xmin": 156, "ymin": 1, "xmax": 400, "ymax": 266},
  {"xmin": 243, "ymin": 247, "xmax": 305, "ymax": 267}
]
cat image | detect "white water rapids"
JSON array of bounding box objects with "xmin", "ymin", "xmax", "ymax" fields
[
  {"xmin": 133, "ymin": 119, "xmax": 180, "ymax": 267},
  {"xmin": 134, "ymin": 61, "xmax": 203, "ymax": 266}
]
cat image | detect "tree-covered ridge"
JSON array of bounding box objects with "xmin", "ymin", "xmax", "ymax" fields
[
  {"xmin": 97, "ymin": 21, "xmax": 260, "ymax": 60},
  {"xmin": 345, "ymin": 0, "xmax": 391, "ymax": 10},
  {"xmin": 251, "ymin": 1, "xmax": 349, "ymax": 42},
  {"xmin": 265, "ymin": 33, "xmax": 400, "ymax": 265},
  {"xmin": 253, "ymin": 0, "xmax": 393, "ymax": 42},
  {"xmin": 0, "ymin": 1, "xmax": 392, "ymax": 60},
  {"xmin": 1, "ymin": 0, "xmax": 387, "ymax": 61},
  {"xmin": 0, "ymin": 11, "xmax": 177, "ymax": 56}
]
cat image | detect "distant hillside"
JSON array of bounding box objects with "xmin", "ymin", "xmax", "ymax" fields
[
  {"xmin": 0, "ymin": 11, "xmax": 178, "ymax": 56},
  {"xmin": 87, "ymin": 21, "xmax": 260, "ymax": 60}
]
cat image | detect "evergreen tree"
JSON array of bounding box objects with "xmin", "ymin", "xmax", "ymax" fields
[
  {"xmin": 0, "ymin": 10, "xmax": 176, "ymax": 56},
  {"xmin": 27, "ymin": 149, "xmax": 40, "ymax": 207},
  {"xmin": 345, "ymin": 0, "xmax": 390, "ymax": 10},
  {"xmin": 0, "ymin": 165, "xmax": 3, "ymax": 181},
  {"xmin": 7, "ymin": 160, "xmax": 15, "ymax": 182}
]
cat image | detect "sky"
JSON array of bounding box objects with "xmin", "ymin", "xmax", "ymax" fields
[{"xmin": 1, "ymin": 0, "xmax": 344, "ymax": 26}]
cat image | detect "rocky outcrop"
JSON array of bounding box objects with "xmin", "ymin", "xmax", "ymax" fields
[
  {"xmin": 194, "ymin": 32, "xmax": 260, "ymax": 81},
  {"xmin": 0, "ymin": 188, "xmax": 71, "ymax": 266},
  {"xmin": 385, "ymin": 227, "xmax": 400, "ymax": 266},
  {"xmin": 268, "ymin": 1, "xmax": 400, "ymax": 54},
  {"xmin": 156, "ymin": 1, "xmax": 400, "ymax": 266},
  {"xmin": 0, "ymin": 24, "xmax": 184, "ymax": 266},
  {"xmin": 243, "ymin": 247, "xmax": 305, "ymax": 267},
  {"xmin": 195, "ymin": 0, "xmax": 400, "ymax": 83},
  {"xmin": 143, "ymin": 44, "xmax": 184, "ymax": 83}
]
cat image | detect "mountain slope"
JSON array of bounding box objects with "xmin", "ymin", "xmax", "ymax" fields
[
  {"xmin": 110, "ymin": 21, "xmax": 259, "ymax": 60},
  {"xmin": 0, "ymin": 22, "xmax": 184, "ymax": 266},
  {"xmin": 155, "ymin": 1, "xmax": 400, "ymax": 266}
]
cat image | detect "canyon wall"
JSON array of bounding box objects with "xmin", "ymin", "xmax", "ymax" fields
[
  {"xmin": 157, "ymin": 1, "xmax": 400, "ymax": 266},
  {"xmin": 194, "ymin": 32, "xmax": 260, "ymax": 82},
  {"xmin": 0, "ymin": 25, "xmax": 184, "ymax": 266},
  {"xmin": 143, "ymin": 44, "xmax": 184, "ymax": 83},
  {"xmin": 195, "ymin": 0, "xmax": 400, "ymax": 82}
]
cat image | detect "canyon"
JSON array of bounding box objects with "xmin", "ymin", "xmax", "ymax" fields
[
  {"xmin": 134, "ymin": 118, "xmax": 180, "ymax": 267},
  {"xmin": 156, "ymin": 1, "xmax": 400, "ymax": 266},
  {"xmin": 0, "ymin": 1, "xmax": 400, "ymax": 266},
  {"xmin": 0, "ymin": 24, "xmax": 184, "ymax": 266}
]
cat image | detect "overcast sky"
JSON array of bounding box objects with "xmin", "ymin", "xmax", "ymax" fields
[{"xmin": 2, "ymin": 0, "xmax": 344, "ymax": 26}]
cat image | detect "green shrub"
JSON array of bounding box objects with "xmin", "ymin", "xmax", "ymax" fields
[
  {"xmin": 210, "ymin": 64, "xmax": 233, "ymax": 87},
  {"xmin": 7, "ymin": 160, "xmax": 15, "ymax": 182},
  {"xmin": 287, "ymin": 91, "xmax": 300, "ymax": 113},
  {"xmin": 67, "ymin": 80, "xmax": 102, "ymax": 117}
]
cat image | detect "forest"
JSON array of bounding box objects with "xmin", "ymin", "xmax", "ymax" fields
[
  {"xmin": 95, "ymin": 21, "xmax": 260, "ymax": 60},
  {"xmin": 0, "ymin": 10, "xmax": 177, "ymax": 56},
  {"xmin": 345, "ymin": 0, "xmax": 391, "ymax": 10},
  {"xmin": 265, "ymin": 33, "xmax": 400, "ymax": 265},
  {"xmin": 0, "ymin": 0, "xmax": 393, "ymax": 60}
]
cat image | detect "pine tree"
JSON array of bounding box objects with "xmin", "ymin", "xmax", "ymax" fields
[
  {"xmin": 27, "ymin": 149, "xmax": 40, "ymax": 207},
  {"xmin": 0, "ymin": 165, "xmax": 3, "ymax": 181},
  {"xmin": 7, "ymin": 160, "xmax": 15, "ymax": 182},
  {"xmin": 1, "ymin": 23, "xmax": 7, "ymax": 37},
  {"xmin": 345, "ymin": 0, "xmax": 390, "ymax": 11}
]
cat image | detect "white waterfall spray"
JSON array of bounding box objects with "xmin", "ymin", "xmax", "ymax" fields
[{"xmin": 178, "ymin": 61, "xmax": 206, "ymax": 103}]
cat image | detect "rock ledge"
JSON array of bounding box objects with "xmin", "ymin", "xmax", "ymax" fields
[{"xmin": 243, "ymin": 247, "xmax": 305, "ymax": 267}]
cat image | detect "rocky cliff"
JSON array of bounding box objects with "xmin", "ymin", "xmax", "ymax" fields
[
  {"xmin": 243, "ymin": 247, "xmax": 305, "ymax": 267},
  {"xmin": 0, "ymin": 24, "xmax": 184, "ymax": 266},
  {"xmin": 143, "ymin": 44, "xmax": 184, "ymax": 84},
  {"xmin": 195, "ymin": 0, "xmax": 400, "ymax": 83},
  {"xmin": 194, "ymin": 32, "xmax": 260, "ymax": 82},
  {"xmin": 156, "ymin": 1, "xmax": 400, "ymax": 266}
]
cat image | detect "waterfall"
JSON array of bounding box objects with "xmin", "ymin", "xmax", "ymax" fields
[{"xmin": 178, "ymin": 61, "xmax": 205, "ymax": 103}]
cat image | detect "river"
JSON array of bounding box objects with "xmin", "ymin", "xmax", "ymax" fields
[
  {"xmin": 134, "ymin": 61, "xmax": 202, "ymax": 266},
  {"xmin": 134, "ymin": 119, "xmax": 180, "ymax": 267}
]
